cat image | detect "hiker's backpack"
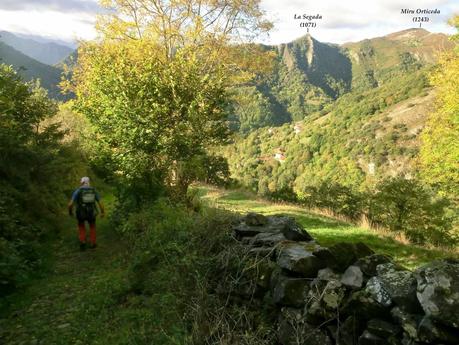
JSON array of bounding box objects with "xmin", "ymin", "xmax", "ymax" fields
[{"xmin": 76, "ymin": 187, "xmax": 97, "ymax": 220}]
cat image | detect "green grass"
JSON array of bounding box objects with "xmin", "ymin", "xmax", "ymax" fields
[
  {"xmin": 1, "ymin": 184, "xmax": 456, "ymax": 344},
  {"xmin": 196, "ymin": 185, "xmax": 458, "ymax": 269},
  {"xmin": 0, "ymin": 190, "xmax": 179, "ymax": 345}
]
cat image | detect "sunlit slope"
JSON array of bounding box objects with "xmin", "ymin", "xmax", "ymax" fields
[
  {"xmin": 224, "ymin": 68, "xmax": 435, "ymax": 188},
  {"xmin": 343, "ymin": 28, "xmax": 453, "ymax": 91},
  {"xmin": 230, "ymin": 28, "xmax": 452, "ymax": 131},
  {"xmin": 0, "ymin": 41, "xmax": 63, "ymax": 99},
  {"xmin": 197, "ymin": 185, "xmax": 457, "ymax": 269}
]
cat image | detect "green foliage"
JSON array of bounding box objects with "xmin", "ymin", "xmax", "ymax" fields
[
  {"xmin": 420, "ymin": 17, "xmax": 459, "ymax": 197},
  {"xmin": 73, "ymin": 41, "xmax": 231, "ymax": 199},
  {"xmin": 199, "ymin": 186, "xmax": 458, "ymax": 268},
  {"xmin": 0, "ymin": 191, "xmax": 42, "ymax": 295},
  {"xmin": 229, "ymin": 85, "xmax": 287, "ymax": 133},
  {"xmin": 0, "ymin": 64, "xmax": 87, "ymax": 295},
  {"xmin": 118, "ymin": 199, "xmax": 261, "ymax": 344},
  {"xmin": 175, "ymin": 154, "xmax": 232, "ymax": 192},
  {"xmin": 296, "ymin": 181, "xmax": 365, "ymax": 220},
  {"xmin": 0, "ymin": 42, "xmax": 64, "ymax": 99},
  {"xmin": 229, "ymin": 36, "xmax": 353, "ymax": 131},
  {"xmin": 222, "ymin": 76, "xmax": 458, "ymax": 245},
  {"xmin": 227, "ymin": 29, "xmax": 449, "ymax": 132},
  {"xmin": 223, "ymin": 66, "xmax": 429, "ymax": 203},
  {"xmin": 280, "ymin": 175, "xmax": 456, "ymax": 246},
  {"xmin": 369, "ymin": 177, "xmax": 455, "ymax": 245}
]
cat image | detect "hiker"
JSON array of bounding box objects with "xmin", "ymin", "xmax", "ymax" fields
[{"xmin": 68, "ymin": 177, "xmax": 105, "ymax": 251}]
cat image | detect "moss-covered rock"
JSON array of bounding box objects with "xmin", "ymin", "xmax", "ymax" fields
[{"xmin": 415, "ymin": 260, "xmax": 459, "ymax": 328}]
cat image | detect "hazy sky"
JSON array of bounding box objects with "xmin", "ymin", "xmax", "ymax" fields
[{"xmin": 0, "ymin": 0, "xmax": 458, "ymax": 47}]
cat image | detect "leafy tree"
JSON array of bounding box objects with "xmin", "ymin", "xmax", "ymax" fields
[
  {"xmin": 69, "ymin": 0, "xmax": 273, "ymax": 198},
  {"xmin": 97, "ymin": 0, "xmax": 272, "ymax": 62},
  {"xmin": 0, "ymin": 65, "xmax": 87, "ymax": 295},
  {"xmin": 369, "ymin": 177, "xmax": 455, "ymax": 245},
  {"xmin": 420, "ymin": 16, "xmax": 459, "ymax": 198},
  {"xmin": 229, "ymin": 86, "xmax": 279, "ymax": 133}
]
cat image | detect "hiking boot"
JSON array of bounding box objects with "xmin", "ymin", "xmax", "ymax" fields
[
  {"xmin": 79, "ymin": 242, "xmax": 87, "ymax": 251},
  {"xmin": 89, "ymin": 243, "xmax": 97, "ymax": 249}
]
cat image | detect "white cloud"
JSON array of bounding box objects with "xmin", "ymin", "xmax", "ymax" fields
[
  {"xmin": 0, "ymin": 0, "xmax": 457, "ymax": 45},
  {"xmin": 0, "ymin": 0, "xmax": 100, "ymax": 13},
  {"xmin": 260, "ymin": 0, "xmax": 459, "ymax": 44},
  {"xmin": 0, "ymin": 9, "xmax": 98, "ymax": 43}
]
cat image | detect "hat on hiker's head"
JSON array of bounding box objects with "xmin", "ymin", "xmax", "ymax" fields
[{"xmin": 80, "ymin": 176, "xmax": 90, "ymax": 186}]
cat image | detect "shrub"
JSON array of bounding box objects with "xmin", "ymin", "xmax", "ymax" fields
[
  {"xmin": 0, "ymin": 65, "xmax": 89, "ymax": 297},
  {"xmin": 368, "ymin": 177, "xmax": 456, "ymax": 246},
  {"xmin": 114, "ymin": 199, "xmax": 264, "ymax": 344},
  {"xmin": 296, "ymin": 181, "xmax": 364, "ymax": 220}
]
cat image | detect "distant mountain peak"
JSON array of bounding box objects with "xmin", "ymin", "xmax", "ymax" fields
[
  {"xmin": 385, "ymin": 28, "xmax": 431, "ymax": 40},
  {"xmin": 0, "ymin": 31, "xmax": 73, "ymax": 65},
  {"xmin": 0, "ymin": 41, "xmax": 64, "ymax": 99}
]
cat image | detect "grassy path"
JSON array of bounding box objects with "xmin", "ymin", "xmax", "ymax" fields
[
  {"xmin": 196, "ymin": 185, "xmax": 457, "ymax": 269},
  {"xmin": 1, "ymin": 185, "xmax": 456, "ymax": 344},
  {"xmin": 0, "ymin": 214, "xmax": 123, "ymax": 344},
  {"xmin": 0, "ymin": 209, "xmax": 159, "ymax": 345}
]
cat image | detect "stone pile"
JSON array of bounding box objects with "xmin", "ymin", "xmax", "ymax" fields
[{"xmin": 229, "ymin": 212, "xmax": 459, "ymax": 345}]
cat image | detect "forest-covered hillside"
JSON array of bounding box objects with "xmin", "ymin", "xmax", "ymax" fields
[
  {"xmin": 1, "ymin": 1, "xmax": 458, "ymax": 343},
  {"xmin": 222, "ymin": 26, "xmax": 458, "ymax": 246},
  {"xmin": 224, "ymin": 70, "xmax": 430, "ymax": 191},
  {"xmin": 0, "ymin": 31, "xmax": 73, "ymax": 65},
  {"xmin": 0, "ymin": 41, "xmax": 64, "ymax": 99},
  {"xmin": 230, "ymin": 29, "xmax": 452, "ymax": 133}
]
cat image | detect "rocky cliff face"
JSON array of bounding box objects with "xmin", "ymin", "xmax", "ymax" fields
[
  {"xmin": 276, "ymin": 34, "xmax": 353, "ymax": 99},
  {"xmin": 221, "ymin": 213, "xmax": 459, "ymax": 345},
  {"xmin": 230, "ymin": 29, "xmax": 453, "ymax": 131}
]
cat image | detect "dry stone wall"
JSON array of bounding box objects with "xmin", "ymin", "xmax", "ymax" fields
[{"xmin": 228, "ymin": 212, "xmax": 459, "ymax": 345}]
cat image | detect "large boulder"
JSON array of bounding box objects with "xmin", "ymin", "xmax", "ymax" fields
[
  {"xmin": 417, "ymin": 316, "xmax": 459, "ymax": 344},
  {"xmin": 250, "ymin": 232, "xmax": 287, "ymax": 247},
  {"xmin": 365, "ymin": 277, "xmax": 392, "ymax": 307},
  {"xmin": 234, "ymin": 213, "xmax": 315, "ymax": 241},
  {"xmin": 272, "ymin": 274, "xmax": 309, "ymax": 307},
  {"xmin": 354, "ymin": 254, "xmax": 392, "ymax": 277},
  {"xmin": 277, "ymin": 242, "xmax": 325, "ymax": 277},
  {"xmin": 275, "ymin": 216, "xmax": 314, "ymax": 242},
  {"xmin": 317, "ymin": 268, "xmax": 341, "ymax": 282},
  {"xmin": 305, "ymin": 279, "xmax": 346, "ymax": 325},
  {"xmin": 367, "ymin": 319, "xmax": 401, "ymax": 338},
  {"xmin": 233, "ymin": 222, "xmax": 267, "ymax": 238},
  {"xmin": 414, "ymin": 260, "xmax": 459, "ymax": 328},
  {"xmin": 244, "ymin": 212, "xmax": 269, "ymax": 226},
  {"xmin": 339, "ymin": 316, "xmax": 365, "ymax": 345},
  {"xmin": 321, "ymin": 280, "xmax": 347, "ymax": 310},
  {"xmin": 314, "ymin": 242, "xmax": 374, "ymax": 272},
  {"xmin": 360, "ymin": 329, "xmax": 402, "ymax": 345},
  {"xmin": 233, "ymin": 213, "xmax": 281, "ymax": 238},
  {"xmin": 391, "ymin": 307, "xmax": 421, "ymax": 340},
  {"xmin": 378, "ymin": 269, "xmax": 421, "ymax": 313},
  {"xmin": 341, "ymin": 265, "xmax": 364, "ymax": 289},
  {"xmin": 364, "ymin": 265, "xmax": 421, "ymax": 313},
  {"xmin": 343, "ymin": 290, "xmax": 391, "ymax": 320},
  {"xmin": 376, "ymin": 262, "xmax": 406, "ymax": 276},
  {"xmin": 358, "ymin": 330, "xmax": 386, "ymax": 345}
]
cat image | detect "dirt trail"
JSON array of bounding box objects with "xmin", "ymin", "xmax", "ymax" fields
[{"xmin": 0, "ymin": 216, "xmax": 129, "ymax": 345}]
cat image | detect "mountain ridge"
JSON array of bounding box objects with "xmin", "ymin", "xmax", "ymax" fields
[
  {"xmin": 0, "ymin": 41, "xmax": 64, "ymax": 99},
  {"xmin": 0, "ymin": 31, "xmax": 73, "ymax": 65},
  {"xmin": 229, "ymin": 28, "xmax": 451, "ymax": 133}
]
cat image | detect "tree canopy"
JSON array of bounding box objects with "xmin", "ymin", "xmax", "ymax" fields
[
  {"xmin": 420, "ymin": 15, "xmax": 459, "ymax": 197},
  {"xmin": 67, "ymin": 0, "xmax": 273, "ymax": 197}
]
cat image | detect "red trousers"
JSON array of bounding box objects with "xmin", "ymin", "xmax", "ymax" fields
[{"xmin": 78, "ymin": 221, "xmax": 96, "ymax": 245}]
